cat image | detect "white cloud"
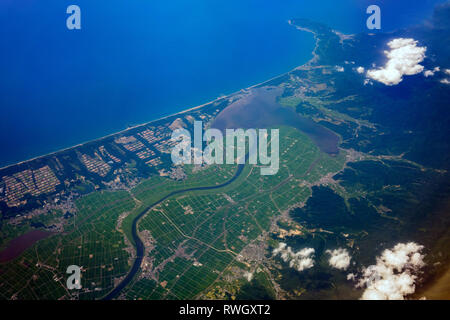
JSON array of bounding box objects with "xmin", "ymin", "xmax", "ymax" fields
[
  {"xmin": 423, "ymin": 70, "xmax": 435, "ymax": 77},
  {"xmin": 326, "ymin": 248, "xmax": 351, "ymax": 270},
  {"xmin": 335, "ymin": 66, "xmax": 345, "ymax": 72},
  {"xmin": 273, "ymin": 243, "xmax": 315, "ymax": 272},
  {"xmin": 356, "ymin": 66, "xmax": 365, "ymax": 74},
  {"xmin": 423, "ymin": 67, "xmax": 440, "ymax": 77},
  {"xmin": 347, "ymin": 273, "xmax": 356, "ymax": 281},
  {"xmin": 439, "ymin": 69, "xmax": 450, "ymax": 83},
  {"xmin": 367, "ymin": 38, "xmax": 427, "ymax": 86},
  {"xmin": 354, "ymin": 242, "xmax": 425, "ymax": 300}
]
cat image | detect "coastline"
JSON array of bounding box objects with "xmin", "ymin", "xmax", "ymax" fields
[
  {"xmin": 0, "ymin": 36, "xmax": 311, "ymax": 173},
  {"xmin": 2, "ymin": 15, "xmax": 449, "ymax": 301},
  {"xmin": 0, "ymin": 95, "xmax": 225, "ymax": 171},
  {"xmin": 288, "ymin": 20, "xmax": 320, "ymax": 65}
]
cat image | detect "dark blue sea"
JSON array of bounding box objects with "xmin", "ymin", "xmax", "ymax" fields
[{"xmin": 0, "ymin": 0, "xmax": 445, "ymax": 167}]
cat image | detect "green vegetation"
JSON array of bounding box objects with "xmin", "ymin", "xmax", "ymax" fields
[
  {"xmin": 0, "ymin": 125, "xmax": 349, "ymax": 300},
  {"xmin": 123, "ymin": 127, "xmax": 347, "ymax": 299},
  {"xmin": 0, "ymin": 191, "xmax": 136, "ymax": 299}
]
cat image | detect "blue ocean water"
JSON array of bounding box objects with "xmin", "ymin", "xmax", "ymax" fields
[{"xmin": 0, "ymin": 0, "xmax": 445, "ymax": 167}]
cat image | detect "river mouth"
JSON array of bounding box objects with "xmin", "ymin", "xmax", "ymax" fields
[{"xmin": 211, "ymin": 86, "xmax": 340, "ymax": 155}]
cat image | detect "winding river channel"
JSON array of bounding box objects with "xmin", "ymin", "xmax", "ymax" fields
[
  {"xmin": 102, "ymin": 88, "xmax": 341, "ymax": 299},
  {"xmin": 102, "ymin": 163, "xmax": 245, "ymax": 300}
]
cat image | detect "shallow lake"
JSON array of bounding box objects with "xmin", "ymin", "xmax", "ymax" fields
[{"xmin": 211, "ymin": 87, "xmax": 340, "ymax": 155}]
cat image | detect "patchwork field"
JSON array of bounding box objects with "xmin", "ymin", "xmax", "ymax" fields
[
  {"xmin": 0, "ymin": 126, "xmax": 348, "ymax": 299},
  {"xmin": 123, "ymin": 127, "xmax": 347, "ymax": 299}
]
